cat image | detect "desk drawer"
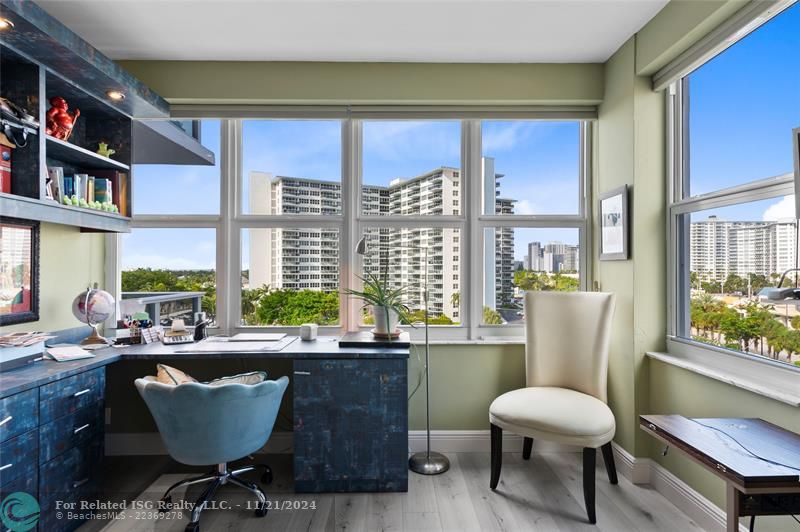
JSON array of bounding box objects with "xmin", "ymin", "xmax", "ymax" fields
[
  {"xmin": 0, "ymin": 429, "xmax": 38, "ymax": 487},
  {"xmin": 0, "ymin": 388, "xmax": 38, "ymax": 443},
  {"xmin": 39, "ymin": 402, "xmax": 104, "ymax": 464},
  {"xmin": 40, "ymin": 367, "xmax": 105, "ymax": 423},
  {"xmin": 39, "ymin": 440, "xmax": 102, "ymax": 532},
  {"xmin": 39, "ymin": 438, "xmax": 103, "ymax": 503}
]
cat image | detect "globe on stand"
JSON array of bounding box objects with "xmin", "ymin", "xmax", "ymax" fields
[{"xmin": 72, "ymin": 283, "xmax": 115, "ymax": 347}]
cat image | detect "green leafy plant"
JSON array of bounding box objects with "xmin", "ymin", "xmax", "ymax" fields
[{"xmin": 345, "ymin": 271, "xmax": 413, "ymax": 329}]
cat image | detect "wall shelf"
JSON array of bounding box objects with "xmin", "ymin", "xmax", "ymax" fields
[
  {"xmin": 46, "ymin": 136, "xmax": 130, "ymax": 171},
  {"xmin": 0, "ymin": 193, "xmax": 131, "ymax": 233}
]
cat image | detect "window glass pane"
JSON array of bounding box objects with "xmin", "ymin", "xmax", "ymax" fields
[
  {"xmin": 242, "ymin": 120, "xmax": 342, "ymax": 215},
  {"xmin": 685, "ymin": 195, "xmax": 799, "ymax": 367},
  {"xmin": 132, "ymin": 120, "xmax": 221, "ymax": 214},
  {"xmin": 483, "ymin": 227, "xmax": 580, "ymax": 325},
  {"xmin": 242, "ymin": 228, "xmax": 340, "ymax": 326},
  {"xmin": 120, "ymin": 228, "xmax": 216, "ymax": 326},
  {"xmin": 481, "ymin": 121, "xmax": 581, "ymax": 215},
  {"xmin": 687, "ymin": 3, "xmax": 800, "ymax": 196},
  {"xmin": 362, "ymin": 121, "xmax": 461, "ymax": 216},
  {"xmin": 359, "ymin": 228, "xmax": 461, "ymax": 325}
]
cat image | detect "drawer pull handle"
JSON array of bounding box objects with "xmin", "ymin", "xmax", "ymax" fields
[
  {"xmin": 0, "ymin": 415, "xmax": 12, "ymax": 427},
  {"xmin": 73, "ymin": 388, "xmax": 91, "ymax": 398},
  {"xmin": 74, "ymin": 423, "xmax": 90, "ymax": 434},
  {"xmin": 73, "ymin": 478, "xmax": 89, "ymax": 488},
  {"xmin": 294, "ymin": 371, "xmax": 311, "ymax": 376},
  {"xmin": 0, "ymin": 463, "xmax": 12, "ymax": 472}
]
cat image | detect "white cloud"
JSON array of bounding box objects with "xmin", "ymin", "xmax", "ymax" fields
[
  {"xmin": 763, "ymin": 195, "xmax": 796, "ymax": 221},
  {"xmin": 514, "ymin": 199, "xmax": 537, "ymax": 215}
]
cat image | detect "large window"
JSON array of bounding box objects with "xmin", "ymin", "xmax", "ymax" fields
[
  {"xmin": 118, "ymin": 115, "xmax": 590, "ymax": 340},
  {"xmin": 669, "ymin": 2, "xmax": 800, "ymax": 368}
]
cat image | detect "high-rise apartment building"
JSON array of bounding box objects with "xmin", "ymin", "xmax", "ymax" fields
[
  {"xmin": 524, "ymin": 241, "xmax": 579, "ymax": 274},
  {"xmin": 690, "ymin": 216, "xmax": 796, "ymax": 281},
  {"xmin": 248, "ymin": 161, "xmax": 515, "ymax": 320}
]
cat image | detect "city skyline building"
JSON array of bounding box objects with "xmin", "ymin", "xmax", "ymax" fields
[
  {"xmin": 248, "ymin": 159, "xmax": 515, "ymax": 321},
  {"xmin": 523, "ymin": 240, "xmax": 579, "ymax": 273},
  {"xmin": 690, "ymin": 215, "xmax": 796, "ymax": 282}
]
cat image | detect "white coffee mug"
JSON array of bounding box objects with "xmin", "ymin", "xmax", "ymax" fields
[{"xmin": 300, "ymin": 323, "xmax": 318, "ymax": 341}]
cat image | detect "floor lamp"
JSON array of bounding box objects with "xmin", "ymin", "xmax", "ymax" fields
[{"xmin": 355, "ymin": 235, "xmax": 450, "ymax": 475}]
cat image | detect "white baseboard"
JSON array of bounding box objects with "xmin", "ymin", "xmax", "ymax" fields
[{"xmin": 107, "ymin": 431, "xmax": 737, "ymax": 531}]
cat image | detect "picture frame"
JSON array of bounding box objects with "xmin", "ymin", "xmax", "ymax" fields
[
  {"xmin": 599, "ymin": 185, "xmax": 629, "ymax": 261},
  {"xmin": 0, "ymin": 217, "xmax": 40, "ymax": 325}
]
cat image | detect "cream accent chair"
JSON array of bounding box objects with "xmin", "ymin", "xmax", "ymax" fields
[{"xmin": 489, "ymin": 291, "xmax": 617, "ymax": 524}]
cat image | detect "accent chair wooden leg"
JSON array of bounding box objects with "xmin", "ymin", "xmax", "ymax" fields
[
  {"xmin": 490, "ymin": 423, "xmax": 502, "ymax": 490},
  {"xmin": 600, "ymin": 442, "xmax": 618, "ymax": 484},
  {"xmin": 583, "ymin": 447, "xmax": 597, "ymax": 524},
  {"xmin": 522, "ymin": 437, "xmax": 533, "ymax": 460}
]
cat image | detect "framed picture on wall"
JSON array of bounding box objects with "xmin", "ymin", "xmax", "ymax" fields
[
  {"xmin": 0, "ymin": 217, "xmax": 40, "ymax": 325},
  {"xmin": 599, "ymin": 185, "xmax": 629, "ymax": 261}
]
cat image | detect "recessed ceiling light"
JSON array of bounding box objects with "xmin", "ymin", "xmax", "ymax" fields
[
  {"xmin": 0, "ymin": 18, "xmax": 14, "ymax": 30},
  {"xmin": 106, "ymin": 90, "xmax": 126, "ymax": 101}
]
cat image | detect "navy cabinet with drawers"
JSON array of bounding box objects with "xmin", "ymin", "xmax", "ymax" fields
[{"xmin": 0, "ymin": 367, "xmax": 105, "ymax": 532}]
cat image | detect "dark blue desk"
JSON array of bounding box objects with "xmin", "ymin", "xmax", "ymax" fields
[{"xmin": 0, "ymin": 336, "xmax": 409, "ymax": 530}]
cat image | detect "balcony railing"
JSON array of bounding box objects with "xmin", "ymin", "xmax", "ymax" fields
[{"xmin": 121, "ymin": 291, "xmax": 206, "ymax": 326}]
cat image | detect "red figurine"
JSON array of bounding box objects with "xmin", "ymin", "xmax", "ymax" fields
[{"xmin": 45, "ymin": 96, "xmax": 80, "ymax": 140}]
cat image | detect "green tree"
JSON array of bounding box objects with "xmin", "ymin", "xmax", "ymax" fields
[
  {"xmin": 251, "ymin": 289, "xmax": 339, "ymax": 326},
  {"xmin": 483, "ymin": 306, "xmax": 503, "ymax": 325}
]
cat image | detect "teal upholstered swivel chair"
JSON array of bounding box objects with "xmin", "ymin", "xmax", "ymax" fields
[{"xmin": 135, "ymin": 376, "xmax": 289, "ymax": 532}]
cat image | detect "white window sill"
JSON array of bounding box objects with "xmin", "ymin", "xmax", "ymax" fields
[
  {"xmin": 650, "ymin": 338, "xmax": 800, "ymax": 407},
  {"xmin": 426, "ymin": 338, "xmax": 526, "ymax": 346}
]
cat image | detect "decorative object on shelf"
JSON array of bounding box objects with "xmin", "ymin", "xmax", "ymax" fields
[
  {"xmin": 353, "ymin": 234, "xmax": 450, "ymax": 476},
  {"xmin": 0, "ymin": 96, "xmax": 38, "ymax": 147},
  {"xmin": 0, "ymin": 217, "xmax": 39, "ymax": 326},
  {"xmin": 45, "ymin": 96, "xmax": 80, "ymax": 141},
  {"xmin": 300, "ymin": 323, "xmax": 318, "ymax": 341},
  {"xmin": 599, "ymin": 185, "xmax": 629, "ymax": 261},
  {"xmin": 96, "ymin": 142, "xmax": 115, "ymax": 158},
  {"xmin": 72, "ymin": 283, "xmax": 115, "ymax": 346}
]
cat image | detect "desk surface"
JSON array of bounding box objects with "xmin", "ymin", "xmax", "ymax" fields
[
  {"xmin": 0, "ymin": 336, "xmax": 409, "ymax": 398},
  {"xmin": 640, "ymin": 415, "xmax": 800, "ymax": 490}
]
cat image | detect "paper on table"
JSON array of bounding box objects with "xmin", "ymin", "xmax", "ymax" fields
[{"xmin": 46, "ymin": 345, "xmax": 95, "ymax": 362}]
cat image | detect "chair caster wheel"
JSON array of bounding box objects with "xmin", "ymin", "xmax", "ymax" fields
[
  {"xmin": 255, "ymin": 502, "xmax": 268, "ymax": 517},
  {"xmin": 261, "ymin": 468, "xmax": 273, "ymax": 485},
  {"xmin": 158, "ymin": 495, "xmax": 172, "ymax": 513},
  {"xmin": 185, "ymin": 522, "xmax": 200, "ymax": 532}
]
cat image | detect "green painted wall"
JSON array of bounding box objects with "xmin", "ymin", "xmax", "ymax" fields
[
  {"xmin": 635, "ymin": 0, "xmax": 748, "ymax": 74},
  {"xmin": 118, "ymin": 61, "xmax": 604, "ymax": 106},
  {"xmin": 0, "ymin": 223, "xmax": 104, "ymax": 334}
]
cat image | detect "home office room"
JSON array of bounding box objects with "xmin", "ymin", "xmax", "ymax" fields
[{"xmin": 1, "ymin": 1, "xmax": 798, "ymax": 531}]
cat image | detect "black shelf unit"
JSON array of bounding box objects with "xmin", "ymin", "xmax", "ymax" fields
[{"xmin": 0, "ymin": 41, "xmax": 134, "ymax": 232}]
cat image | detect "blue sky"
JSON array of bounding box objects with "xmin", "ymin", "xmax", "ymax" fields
[
  {"xmin": 690, "ymin": 1, "xmax": 799, "ymax": 221},
  {"xmin": 126, "ymin": 2, "xmax": 798, "ymax": 269}
]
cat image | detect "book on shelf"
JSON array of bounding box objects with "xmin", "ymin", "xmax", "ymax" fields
[
  {"xmin": 63, "ymin": 175, "xmax": 74, "ymax": 197},
  {"xmin": 94, "ymin": 178, "xmax": 112, "ymax": 204},
  {"xmin": 47, "ymin": 166, "xmax": 64, "ymax": 202},
  {"xmin": 74, "ymin": 173, "xmax": 87, "ymax": 199},
  {"xmin": 92, "ymin": 169, "xmax": 128, "ymax": 216}
]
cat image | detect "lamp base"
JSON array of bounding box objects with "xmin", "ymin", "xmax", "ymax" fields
[{"xmin": 409, "ymin": 451, "xmax": 450, "ymax": 475}]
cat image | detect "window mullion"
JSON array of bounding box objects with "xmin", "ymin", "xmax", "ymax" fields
[
  {"xmin": 465, "ymin": 120, "xmax": 482, "ymax": 339},
  {"xmin": 219, "ymin": 119, "xmax": 239, "ymax": 335}
]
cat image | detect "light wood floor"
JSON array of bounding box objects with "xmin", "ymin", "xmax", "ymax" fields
[{"xmin": 83, "ymin": 452, "xmax": 704, "ymax": 532}]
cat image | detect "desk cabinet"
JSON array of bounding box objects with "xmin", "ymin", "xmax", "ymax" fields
[
  {"xmin": 0, "ymin": 367, "xmax": 105, "ymax": 532},
  {"xmin": 293, "ymin": 358, "xmax": 408, "ymax": 492}
]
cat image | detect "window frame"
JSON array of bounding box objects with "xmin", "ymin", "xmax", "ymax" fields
[
  {"xmin": 666, "ymin": 68, "xmax": 800, "ymax": 374},
  {"xmin": 110, "ymin": 111, "xmax": 593, "ymax": 342}
]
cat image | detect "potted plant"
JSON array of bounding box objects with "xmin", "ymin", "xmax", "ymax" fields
[{"xmin": 346, "ymin": 271, "xmax": 411, "ymax": 338}]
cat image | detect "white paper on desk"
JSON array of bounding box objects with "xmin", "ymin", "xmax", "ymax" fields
[
  {"xmin": 176, "ymin": 336, "xmax": 297, "ymax": 353},
  {"xmin": 46, "ymin": 345, "xmax": 95, "ymax": 362}
]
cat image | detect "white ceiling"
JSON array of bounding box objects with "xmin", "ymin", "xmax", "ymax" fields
[{"xmin": 37, "ymin": 0, "xmax": 668, "ymax": 63}]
